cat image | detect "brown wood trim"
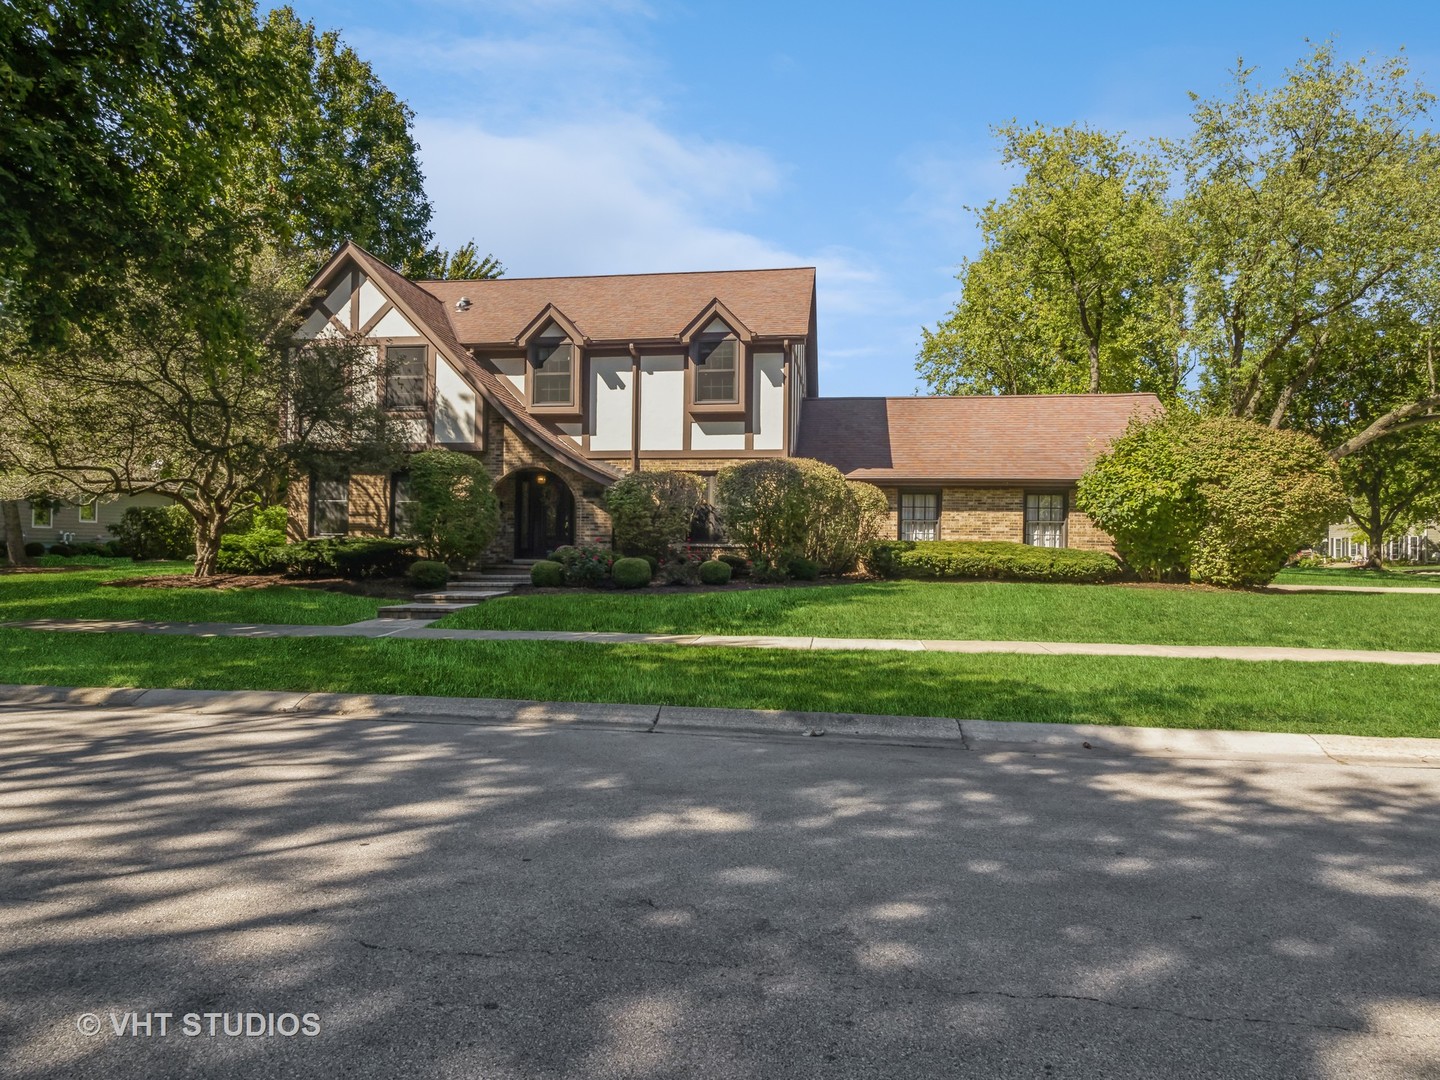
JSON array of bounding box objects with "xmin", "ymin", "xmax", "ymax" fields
[
  {"xmin": 514, "ymin": 303, "xmax": 588, "ymax": 347},
  {"xmin": 349, "ymin": 268, "xmax": 360, "ymax": 331},
  {"xmin": 685, "ymin": 337, "xmax": 748, "ymax": 418},
  {"xmin": 586, "ymin": 448, "xmax": 789, "ymax": 460},
  {"xmin": 524, "ymin": 339, "xmax": 584, "ymax": 417},
  {"xmin": 677, "ymin": 297, "xmax": 755, "ymax": 343},
  {"xmin": 629, "ymin": 343, "xmax": 641, "ymax": 472},
  {"xmin": 358, "ymin": 300, "xmax": 396, "ymax": 337}
]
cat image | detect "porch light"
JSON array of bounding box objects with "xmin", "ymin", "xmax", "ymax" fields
[{"xmin": 534, "ymin": 474, "xmax": 547, "ymax": 485}]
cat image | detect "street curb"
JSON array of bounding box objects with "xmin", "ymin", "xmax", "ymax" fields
[{"xmin": 1, "ymin": 683, "xmax": 1437, "ymax": 766}]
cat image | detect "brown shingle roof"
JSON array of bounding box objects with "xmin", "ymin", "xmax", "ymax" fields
[
  {"xmin": 340, "ymin": 244, "xmax": 621, "ymax": 486},
  {"xmin": 418, "ymin": 268, "xmax": 816, "ymax": 344},
  {"xmin": 795, "ymin": 394, "xmax": 1163, "ymax": 484}
]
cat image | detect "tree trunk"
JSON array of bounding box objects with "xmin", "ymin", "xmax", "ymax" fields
[
  {"xmin": 2, "ymin": 500, "xmax": 29, "ymax": 566},
  {"xmin": 192, "ymin": 509, "xmax": 228, "ymax": 578},
  {"xmin": 1360, "ymin": 491, "xmax": 1385, "ymax": 570}
]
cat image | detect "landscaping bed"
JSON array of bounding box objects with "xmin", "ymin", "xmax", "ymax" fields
[{"xmin": 0, "ymin": 564, "xmax": 396, "ymax": 625}]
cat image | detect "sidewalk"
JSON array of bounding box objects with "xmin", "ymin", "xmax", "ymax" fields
[
  {"xmin": 6, "ymin": 617, "xmax": 1440, "ymax": 665},
  {"xmin": 3, "ymin": 682, "xmax": 1437, "ymax": 767}
]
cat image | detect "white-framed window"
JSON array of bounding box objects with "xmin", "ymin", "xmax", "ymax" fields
[
  {"xmin": 31, "ymin": 503, "xmax": 53, "ymax": 528},
  {"xmin": 310, "ymin": 474, "xmax": 350, "ymax": 537},
  {"xmin": 384, "ymin": 345, "xmax": 427, "ymax": 408},
  {"xmin": 1024, "ymin": 492, "xmax": 1067, "ymax": 547},
  {"xmin": 531, "ymin": 338, "xmax": 574, "ymax": 406},
  {"xmin": 899, "ymin": 491, "xmax": 940, "ymax": 541},
  {"xmin": 77, "ymin": 499, "xmax": 98, "ymax": 523}
]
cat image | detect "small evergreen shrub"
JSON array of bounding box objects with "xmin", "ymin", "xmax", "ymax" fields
[
  {"xmin": 699, "ymin": 559, "xmax": 732, "ymax": 585},
  {"xmin": 46, "ymin": 543, "xmax": 74, "ymax": 557},
  {"xmin": 716, "ymin": 552, "xmax": 750, "ymax": 577},
  {"xmin": 612, "ymin": 557, "xmax": 653, "ymax": 589},
  {"xmin": 864, "ymin": 540, "xmax": 1122, "ymax": 583},
  {"xmin": 406, "ymin": 560, "xmax": 450, "ymax": 588},
  {"xmin": 531, "ymin": 560, "xmax": 565, "ymax": 587},
  {"xmin": 215, "ymin": 526, "xmax": 288, "ymax": 574},
  {"xmin": 23, "ymin": 542, "xmax": 45, "ymax": 557},
  {"xmin": 787, "ymin": 556, "xmax": 821, "ymax": 580}
]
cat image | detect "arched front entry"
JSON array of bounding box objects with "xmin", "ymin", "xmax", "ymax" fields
[{"xmin": 512, "ymin": 469, "xmax": 575, "ymax": 558}]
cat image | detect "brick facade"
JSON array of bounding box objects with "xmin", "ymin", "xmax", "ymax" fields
[{"xmin": 875, "ymin": 485, "xmax": 1115, "ymax": 551}]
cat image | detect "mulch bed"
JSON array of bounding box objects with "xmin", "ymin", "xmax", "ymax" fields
[{"xmin": 103, "ymin": 574, "xmax": 416, "ymax": 598}]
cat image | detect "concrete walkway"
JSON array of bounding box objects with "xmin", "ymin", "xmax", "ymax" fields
[
  {"xmin": 7, "ymin": 617, "xmax": 1440, "ymax": 665},
  {"xmin": 1265, "ymin": 582, "xmax": 1440, "ymax": 595},
  {"xmin": 3, "ymin": 682, "xmax": 1438, "ymax": 766}
]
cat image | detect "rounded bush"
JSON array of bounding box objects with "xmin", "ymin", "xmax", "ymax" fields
[
  {"xmin": 406, "ymin": 560, "xmax": 450, "ymax": 589},
  {"xmin": 612, "ymin": 556, "xmax": 653, "ymax": 589},
  {"xmin": 23, "ymin": 542, "xmax": 45, "ymax": 557},
  {"xmin": 530, "ymin": 560, "xmax": 565, "ymax": 587},
  {"xmin": 47, "ymin": 543, "xmax": 74, "ymax": 557},
  {"xmin": 699, "ymin": 559, "xmax": 732, "ymax": 585},
  {"xmin": 787, "ymin": 556, "xmax": 821, "ymax": 581}
]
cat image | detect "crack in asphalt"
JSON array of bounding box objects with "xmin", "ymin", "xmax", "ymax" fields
[{"xmin": 350, "ymin": 938, "xmax": 1434, "ymax": 1037}]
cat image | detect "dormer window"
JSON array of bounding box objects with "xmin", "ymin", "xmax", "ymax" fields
[
  {"xmin": 685, "ymin": 314, "xmax": 747, "ymax": 415},
  {"xmin": 531, "ymin": 334, "xmax": 574, "ymax": 406},
  {"xmin": 694, "ymin": 334, "xmax": 738, "ymax": 404}
]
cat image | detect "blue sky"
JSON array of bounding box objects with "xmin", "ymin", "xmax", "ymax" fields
[{"xmin": 277, "ymin": 0, "xmax": 1438, "ymax": 397}]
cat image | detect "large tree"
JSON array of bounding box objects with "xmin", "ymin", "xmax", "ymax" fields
[
  {"xmin": 919, "ymin": 42, "xmax": 1440, "ymax": 459},
  {"xmin": 0, "ymin": 257, "xmax": 405, "ymax": 576},
  {"xmin": 918, "ymin": 124, "xmax": 1187, "ymax": 398}
]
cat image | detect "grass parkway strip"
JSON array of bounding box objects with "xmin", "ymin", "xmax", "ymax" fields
[{"xmin": 1, "ymin": 629, "xmax": 1437, "ymax": 739}]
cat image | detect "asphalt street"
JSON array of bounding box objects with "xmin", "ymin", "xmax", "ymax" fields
[{"xmin": 1, "ymin": 701, "xmax": 1437, "ymax": 1079}]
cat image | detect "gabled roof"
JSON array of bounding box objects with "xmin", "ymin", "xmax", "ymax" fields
[
  {"xmin": 310, "ymin": 243, "xmax": 621, "ymax": 487},
  {"xmin": 795, "ymin": 394, "xmax": 1163, "ymax": 485},
  {"xmin": 418, "ymin": 267, "xmax": 815, "ymax": 345}
]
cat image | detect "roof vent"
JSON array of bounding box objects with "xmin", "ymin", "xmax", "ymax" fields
[{"xmin": 455, "ymin": 296, "xmax": 472, "ymax": 311}]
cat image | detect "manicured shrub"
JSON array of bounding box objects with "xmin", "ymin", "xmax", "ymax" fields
[
  {"xmin": 716, "ymin": 552, "xmax": 750, "ymax": 577},
  {"xmin": 699, "ymin": 559, "xmax": 732, "ymax": 585},
  {"xmin": 865, "ymin": 540, "xmax": 1123, "ymax": 583},
  {"xmin": 46, "ymin": 543, "xmax": 74, "ymax": 557},
  {"xmin": 531, "ymin": 560, "xmax": 565, "ymax": 587},
  {"xmin": 612, "ymin": 556, "xmax": 653, "ymax": 589},
  {"xmin": 406, "ymin": 560, "xmax": 450, "ymax": 589},
  {"xmin": 404, "ymin": 450, "xmax": 500, "ymax": 564},
  {"xmin": 23, "ymin": 542, "xmax": 45, "ymax": 557},
  {"xmin": 787, "ymin": 556, "xmax": 821, "ymax": 580},
  {"xmin": 272, "ymin": 538, "xmax": 414, "ymax": 579},
  {"xmin": 215, "ymin": 520, "xmax": 288, "ymax": 575},
  {"xmin": 604, "ymin": 470, "xmax": 704, "ymax": 560},
  {"xmin": 1077, "ymin": 415, "xmax": 1347, "ymax": 586},
  {"xmin": 109, "ymin": 504, "xmax": 194, "ymax": 560},
  {"xmin": 641, "ymin": 555, "xmax": 660, "ymax": 574},
  {"xmin": 549, "ymin": 544, "xmax": 615, "ymax": 586},
  {"xmin": 715, "ymin": 458, "xmax": 887, "ymax": 575},
  {"xmin": 225, "ymin": 503, "xmax": 288, "ymax": 536},
  {"xmin": 68, "ymin": 543, "xmax": 108, "ymax": 559}
]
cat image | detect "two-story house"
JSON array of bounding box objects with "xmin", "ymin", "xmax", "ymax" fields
[{"xmin": 287, "ymin": 242, "xmax": 1158, "ymax": 559}]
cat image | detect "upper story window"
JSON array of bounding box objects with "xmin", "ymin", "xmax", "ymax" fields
[
  {"xmin": 384, "ymin": 345, "xmax": 427, "ymax": 409},
  {"xmin": 693, "ymin": 334, "xmax": 738, "ymax": 404},
  {"xmin": 531, "ymin": 336, "xmax": 574, "ymax": 406}
]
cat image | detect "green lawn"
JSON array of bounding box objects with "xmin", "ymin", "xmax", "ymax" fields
[
  {"xmin": 0, "ymin": 564, "xmax": 392, "ymax": 625},
  {"xmin": 433, "ymin": 580, "xmax": 1440, "ymax": 652},
  {"xmin": 0, "ymin": 629, "xmax": 1435, "ymax": 738},
  {"xmin": 1272, "ymin": 566, "xmax": 1440, "ymax": 589}
]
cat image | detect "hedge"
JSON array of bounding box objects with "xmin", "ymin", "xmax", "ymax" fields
[
  {"xmin": 612, "ymin": 557, "xmax": 653, "ymax": 589},
  {"xmin": 865, "ymin": 541, "xmax": 1122, "ymax": 583}
]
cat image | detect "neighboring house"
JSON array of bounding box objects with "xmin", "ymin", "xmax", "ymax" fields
[
  {"xmin": 1322, "ymin": 522, "xmax": 1440, "ymax": 563},
  {"xmin": 288, "ymin": 242, "xmax": 1157, "ymax": 559},
  {"xmin": 17, "ymin": 493, "xmax": 173, "ymax": 547}
]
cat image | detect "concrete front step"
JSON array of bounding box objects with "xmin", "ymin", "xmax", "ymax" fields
[
  {"xmin": 454, "ymin": 575, "xmax": 532, "ymax": 585},
  {"xmin": 412, "ymin": 590, "xmax": 512, "ymax": 603},
  {"xmin": 377, "ymin": 603, "xmax": 474, "ymax": 620}
]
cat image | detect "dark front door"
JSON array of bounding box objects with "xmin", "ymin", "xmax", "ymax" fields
[{"xmin": 514, "ymin": 470, "xmax": 574, "ymax": 558}]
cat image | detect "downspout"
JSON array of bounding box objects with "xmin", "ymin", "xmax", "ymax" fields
[{"xmin": 629, "ymin": 342, "xmax": 642, "ymax": 474}]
